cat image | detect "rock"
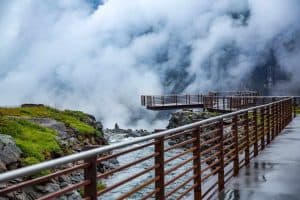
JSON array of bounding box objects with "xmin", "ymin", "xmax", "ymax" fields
[
  {"xmin": 67, "ymin": 191, "xmax": 81, "ymax": 200},
  {"xmin": 114, "ymin": 123, "xmax": 120, "ymax": 130},
  {"xmin": 167, "ymin": 110, "xmax": 218, "ymax": 129},
  {"xmin": 30, "ymin": 118, "xmax": 69, "ymax": 140},
  {"xmin": 0, "ymin": 134, "xmax": 22, "ymax": 171}
]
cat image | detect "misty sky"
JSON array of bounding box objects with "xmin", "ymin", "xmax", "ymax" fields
[{"xmin": 0, "ymin": 0, "xmax": 299, "ymax": 128}]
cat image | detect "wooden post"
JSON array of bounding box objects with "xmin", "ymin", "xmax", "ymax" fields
[
  {"xmin": 218, "ymin": 119, "xmax": 225, "ymax": 192},
  {"xmin": 84, "ymin": 156, "xmax": 98, "ymax": 200},
  {"xmin": 253, "ymin": 109, "xmax": 258, "ymax": 156},
  {"xmin": 233, "ymin": 115, "xmax": 239, "ymax": 176},
  {"xmin": 155, "ymin": 137, "xmax": 165, "ymax": 200},
  {"xmin": 244, "ymin": 112, "xmax": 250, "ymax": 166},
  {"xmin": 261, "ymin": 107, "xmax": 265, "ymax": 150},
  {"xmin": 193, "ymin": 128, "xmax": 202, "ymax": 200}
]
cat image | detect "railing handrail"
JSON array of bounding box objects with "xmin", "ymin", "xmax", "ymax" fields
[{"xmin": 0, "ymin": 97, "xmax": 294, "ymax": 183}]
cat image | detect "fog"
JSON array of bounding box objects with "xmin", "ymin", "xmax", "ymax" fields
[{"xmin": 0, "ymin": 0, "xmax": 299, "ymax": 128}]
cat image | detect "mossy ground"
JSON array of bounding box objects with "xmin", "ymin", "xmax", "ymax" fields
[
  {"xmin": 0, "ymin": 106, "xmax": 97, "ymax": 135},
  {"xmin": 0, "ymin": 105, "xmax": 102, "ymax": 166},
  {"xmin": 0, "ymin": 117, "xmax": 61, "ymax": 165}
]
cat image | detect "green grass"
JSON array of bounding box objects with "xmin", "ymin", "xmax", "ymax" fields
[
  {"xmin": 0, "ymin": 105, "xmax": 98, "ymax": 136},
  {"xmin": 0, "ymin": 117, "xmax": 62, "ymax": 164}
]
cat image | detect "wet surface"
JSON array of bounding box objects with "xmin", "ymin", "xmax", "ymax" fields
[{"xmin": 220, "ymin": 117, "xmax": 300, "ymax": 200}]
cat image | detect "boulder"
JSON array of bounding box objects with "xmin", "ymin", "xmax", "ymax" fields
[{"xmin": 0, "ymin": 134, "xmax": 22, "ymax": 172}]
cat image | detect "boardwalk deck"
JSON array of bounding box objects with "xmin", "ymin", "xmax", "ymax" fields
[{"xmin": 220, "ymin": 116, "xmax": 300, "ymax": 200}]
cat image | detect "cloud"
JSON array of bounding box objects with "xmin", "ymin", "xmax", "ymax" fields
[{"xmin": 0, "ymin": 0, "xmax": 299, "ymax": 128}]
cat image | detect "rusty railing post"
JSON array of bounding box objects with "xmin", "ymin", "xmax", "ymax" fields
[
  {"xmin": 261, "ymin": 107, "xmax": 265, "ymax": 149},
  {"xmin": 280, "ymin": 101, "xmax": 283, "ymax": 132},
  {"xmin": 244, "ymin": 112, "xmax": 250, "ymax": 166},
  {"xmin": 271, "ymin": 104, "xmax": 275, "ymax": 140},
  {"xmin": 267, "ymin": 106, "xmax": 271, "ymax": 144},
  {"xmin": 193, "ymin": 127, "xmax": 202, "ymax": 200},
  {"xmin": 253, "ymin": 109, "xmax": 258, "ymax": 156},
  {"xmin": 155, "ymin": 136, "xmax": 165, "ymax": 200},
  {"xmin": 232, "ymin": 115, "xmax": 239, "ymax": 176},
  {"xmin": 294, "ymin": 97, "xmax": 297, "ymax": 118},
  {"xmin": 84, "ymin": 156, "xmax": 98, "ymax": 200},
  {"xmin": 218, "ymin": 119, "xmax": 225, "ymax": 192}
]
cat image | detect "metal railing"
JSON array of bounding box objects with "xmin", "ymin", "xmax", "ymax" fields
[
  {"xmin": 0, "ymin": 97, "xmax": 296, "ymax": 200},
  {"xmin": 141, "ymin": 91, "xmax": 258, "ymax": 109},
  {"xmin": 141, "ymin": 94, "xmax": 285, "ymax": 112}
]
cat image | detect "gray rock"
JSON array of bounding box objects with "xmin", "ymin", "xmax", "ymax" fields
[
  {"xmin": 67, "ymin": 191, "xmax": 81, "ymax": 200},
  {"xmin": 30, "ymin": 118, "xmax": 69, "ymax": 139},
  {"xmin": 0, "ymin": 134, "xmax": 22, "ymax": 171}
]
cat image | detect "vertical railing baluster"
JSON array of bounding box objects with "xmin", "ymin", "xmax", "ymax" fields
[
  {"xmin": 84, "ymin": 156, "xmax": 98, "ymax": 200},
  {"xmin": 218, "ymin": 119, "xmax": 225, "ymax": 192},
  {"xmin": 245, "ymin": 112, "xmax": 250, "ymax": 166},
  {"xmin": 155, "ymin": 137, "xmax": 165, "ymax": 200},
  {"xmin": 271, "ymin": 104, "xmax": 275, "ymax": 140},
  {"xmin": 267, "ymin": 106, "xmax": 271, "ymax": 144},
  {"xmin": 261, "ymin": 107, "xmax": 265, "ymax": 150},
  {"xmin": 280, "ymin": 101, "xmax": 283, "ymax": 132},
  {"xmin": 294, "ymin": 97, "xmax": 297, "ymax": 118},
  {"xmin": 253, "ymin": 109, "xmax": 258, "ymax": 156},
  {"xmin": 233, "ymin": 115, "xmax": 239, "ymax": 176},
  {"xmin": 193, "ymin": 127, "xmax": 202, "ymax": 200}
]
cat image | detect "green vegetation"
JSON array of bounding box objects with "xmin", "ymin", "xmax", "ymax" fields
[
  {"xmin": 0, "ymin": 105, "xmax": 97, "ymax": 135},
  {"xmin": 0, "ymin": 117, "xmax": 61, "ymax": 164},
  {"xmin": 295, "ymin": 107, "xmax": 300, "ymax": 114},
  {"xmin": 0, "ymin": 105, "xmax": 103, "ymax": 166}
]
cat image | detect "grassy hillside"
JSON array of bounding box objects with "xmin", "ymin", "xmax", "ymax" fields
[{"xmin": 0, "ymin": 105, "xmax": 103, "ymax": 166}]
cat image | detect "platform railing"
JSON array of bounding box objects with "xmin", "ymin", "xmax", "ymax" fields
[
  {"xmin": 141, "ymin": 94, "xmax": 287, "ymax": 112},
  {"xmin": 141, "ymin": 91, "xmax": 258, "ymax": 108},
  {"xmin": 0, "ymin": 97, "xmax": 295, "ymax": 200}
]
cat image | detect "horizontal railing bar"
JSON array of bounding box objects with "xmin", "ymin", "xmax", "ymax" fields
[
  {"xmin": 140, "ymin": 189, "xmax": 159, "ymax": 200},
  {"xmin": 176, "ymin": 183, "xmax": 198, "ymax": 200},
  {"xmin": 165, "ymin": 138, "xmax": 196, "ymax": 152},
  {"xmin": 164, "ymin": 166, "xmax": 196, "ymax": 187},
  {"xmin": 201, "ymin": 167, "xmax": 221, "ymax": 182},
  {"xmin": 0, "ymin": 97, "xmax": 292, "ymax": 183},
  {"xmin": 201, "ymin": 143, "xmax": 221, "ymax": 155},
  {"xmin": 98, "ymin": 166, "xmax": 158, "ymax": 196},
  {"xmin": 201, "ymin": 151, "xmax": 221, "ymax": 164},
  {"xmin": 165, "ymin": 175, "xmax": 197, "ymax": 198},
  {"xmin": 97, "ymin": 141, "xmax": 156, "ymax": 163},
  {"xmin": 165, "ymin": 156, "xmax": 196, "ymax": 175},
  {"xmin": 115, "ymin": 175, "xmax": 157, "ymax": 200},
  {"xmin": 202, "ymin": 181, "xmax": 218, "ymax": 199},
  {"xmin": 37, "ymin": 180, "xmax": 90, "ymax": 200},
  {"xmin": 97, "ymin": 153, "xmax": 157, "ymax": 179},
  {"xmin": 201, "ymin": 160, "xmax": 220, "ymax": 173},
  {"xmin": 164, "ymin": 147, "xmax": 196, "ymax": 164},
  {"xmin": 0, "ymin": 162, "xmax": 88, "ymax": 195}
]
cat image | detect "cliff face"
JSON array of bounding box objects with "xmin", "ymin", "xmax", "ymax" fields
[{"xmin": 0, "ymin": 104, "xmax": 107, "ymax": 171}]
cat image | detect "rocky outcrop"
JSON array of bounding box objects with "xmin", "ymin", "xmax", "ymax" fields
[
  {"xmin": 30, "ymin": 118, "xmax": 107, "ymax": 153},
  {"xmin": 0, "ymin": 134, "xmax": 22, "ymax": 172},
  {"xmin": 0, "ymin": 106, "xmax": 112, "ymax": 200},
  {"xmin": 167, "ymin": 110, "xmax": 218, "ymax": 129},
  {"xmin": 105, "ymin": 124, "xmax": 151, "ymax": 138}
]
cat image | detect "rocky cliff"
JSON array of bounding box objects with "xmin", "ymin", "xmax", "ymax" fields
[{"xmin": 0, "ymin": 104, "xmax": 109, "ymax": 199}]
